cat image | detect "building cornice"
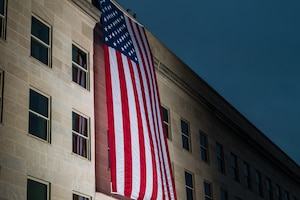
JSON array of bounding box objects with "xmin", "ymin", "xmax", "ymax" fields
[{"xmin": 154, "ymin": 57, "xmax": 300, "ymax": 183}]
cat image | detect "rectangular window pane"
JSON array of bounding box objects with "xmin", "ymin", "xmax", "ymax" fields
[
  {"xmin": 230, "ymin": 153, "xmax": 239, "ymax": 181},
  {"xmin": 256, "ymin": 170, "xmax": 263, "ymax": 196},
  {"xmin": 200, "ymin": 132, "xmax": 208, "ymax": 162},
  {"xmin": 73, "ymin": 193, "xmax": 89, "ymax": 200},
  {"xmin": 0, "ymin": 0, "xmax": 4, "ymax": 15},
  {"xmin": 72, "ymin": 111, "xmax": 89, "ymax": 159},
  {"xmin": 181, "ymin": 119, "xmax": 190, "ymax": 151},
  {"xmin": 31, "ymin": 16, "xmax": 51, "ymax": 66},
  {"xmin": 216, "ymin": 143, "xmax": 225, "ymax": 173},
  {"xmin": 162, "ymin": 106, "xmax": 170, "ymax": 139},
  {"xmin": 221, "ymin": 188, "xmax": 228, "ymax": 200},
  {"xmin": 30, "ymin": 89, "xmax": 49, "ymax": 117},
  {"xmin": 0, "ymin": 0, "xmax": 6, "ymax": 39},
  {"xmin": 27, "ymin": 179, "xmax": 48, "ymax": 200},
  {"xmin": 29, "ymin": 89, "xmax": 50, "ymax": 141},
  {"xmin": 0, "ymin": 70, "xmax": 3, "ymax": 123},
  {"xmin": 204, "ymin": 181, "xmax": 212, "ymax": 200},
  {"xmin": 185, "ymin": 171, "xmax": 194, "ymax": 200},
  {"xmin": 72, "ymin": 44, "xmax": 88, "ymax": 89},
  {"xmin": 31, "ymin": 39, "xmax": 49, "ymax": 65},
  {"xmin": 31, "ymin": 16, "xmax": 49, "ymax": 44}
]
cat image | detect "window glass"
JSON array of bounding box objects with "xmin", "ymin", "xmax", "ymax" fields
[
  {"xmin": 185, "ymin": 171, "xmax": 194, "ymax": 200},
  {"xmin": 73, "ymin": 193, "xmax": 89, "ymax": 200},
  {"xmin": 72, "ymin": 111, "xmax": 89, "ymax": 159},
  {"xmin": 0, "ymin": 70, "xmax": 3, "ymax": 123},
  {"xmin": 162, "ymin": 106, "xmax": 170, "ymax": 139},
  {"xmin": 31, "ymin": 16, "xmax": 51, "ymax": 66},
  {"xmin": 0, "ymin": 0, "xmax": 4, "ymax": 15},
  {"xmin": 200, "ymin": 132, "xmax": 208, "ymax": 162},
  {"xmin": 72, "ymin": 44, "xmax": 88, "ymax": 89},
  {"xmin": 221, "ymin": 188, "xmax": 228, "ymax": 200},
  {"xmin": 27, "ymin": 179, "xmax": 48, "ymax": 200},
  {"xmin": 181, "ymin": 119, "xmax": 190, "ymax": 151},
  {"xmin": 204, "ymin": 181, "xmax": 212, "ymax": 200},
  {"xmin": 29, "ymin": 89, "xmax": 50, "ymax": 141}
]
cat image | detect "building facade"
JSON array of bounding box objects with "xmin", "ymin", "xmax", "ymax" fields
[{"xmin": 0, "ymin": 0, "xmax": 299, "ymax": 200}]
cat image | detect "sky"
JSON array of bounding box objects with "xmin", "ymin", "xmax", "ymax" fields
[{"xmin": 114, "ymin": 0, "xmax": 300, "ymax": 165}]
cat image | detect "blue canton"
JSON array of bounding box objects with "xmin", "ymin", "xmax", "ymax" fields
[{"xmin": 99, "ymin": 0, "xmax": 138, "ymax": 63}]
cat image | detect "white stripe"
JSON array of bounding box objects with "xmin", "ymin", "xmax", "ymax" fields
[
  {"xmin": 109, "ymin": 47, "xmax": 125, "ymax": 195},
  {"xmin": 121, "ymin": 54, "xmax": 141, "ymax": 198}
]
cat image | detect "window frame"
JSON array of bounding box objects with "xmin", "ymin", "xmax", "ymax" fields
[
  {"xmin": 161, "ymin": 105, "xmax": 171, "ymax": 140},
  {"xmin": 220, "ymin": 188, "xmax": 228, "ymax": 200},
  {"xmin": 255, "ymin": 170, "xmax": 264, "ymax": 197},
  {"xmin": 216, "ymin": 142, "xmax": 225, "ymax": 173},
  {"xmin": 28, "ymin": 88, "xmax": 51, "ymax": 142},
  {"xmin": 204, "ymin": 180, "xmax": 213, "ymax": 200},
  {"xmin": 243, "ymin": 162, "xmax": 252, "ymax": 190},
  {"xmin": 0, "ymin": 0, "xmax": 7, "ymax": 39},
  {"xmin": 30, "ymin": 15, "xmax": 52, "ymax": 66},
  {"xmin": 73, "ymin": 192, "xmax": 91, "ymax": 200},
  {"xmin": 266, "ymin": 178, "xmax": 273, "ymax": 200},
  {"xmin": 27, "ymin": 177, "xmax": 50, "ymax": 200},
  {"xmin": 230, "ymin": 153, "xmax": 239, "ymax": 182},
  {"xmin": 200, "ymin": 131, "xmax": 209, "ymax": 162},
  {"xmin": 185, "ymin": 170, "xmax": 195, "ymax": 200},
  {"xmin": 72, "ymin": 43, "xmax": 89, "ymax": 90},
  {"xmin": 181, "ymin": 119, "xmax": 191, "ymax": 152},
  {"xmin": 0, "ymin": 69, "xmax": 3, "ymax": 123},
  {"xmin": 72, "ymin": 110, "xmax": 90, "ymax": 160}
]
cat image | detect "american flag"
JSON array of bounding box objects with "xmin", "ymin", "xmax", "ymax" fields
[{"xmin": 98, "ymin": 0, "xmax": 177, "ymax": 199}]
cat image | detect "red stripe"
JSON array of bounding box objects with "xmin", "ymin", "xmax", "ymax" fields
[
  {"xmin": 128, "ymin": 19, "xmax": 159, "ymax": 199},
  {"xmin": 116, "ymin": 51, "xmax": 132, "ymax": 197},
  {"xmin": 104, "ymin": 45, "xmax": 117, "ymax": 192},
  {"xmin": 127, "ymin": 59, "xmax": 147, "ymax": 198}
]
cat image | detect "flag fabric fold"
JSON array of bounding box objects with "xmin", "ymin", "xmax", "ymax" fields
[{"xmin": 98, "ymin": 0, "xmax": 177, "ymax": 199}]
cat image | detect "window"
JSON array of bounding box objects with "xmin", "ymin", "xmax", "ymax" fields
[
  {"xmin": 29, "ymin": 89, "xmax": 50, "ymax": 141},
  {"xmin": 31, "ymin": 16, "xmax": 51, "ymax": 66},
  {"xmin": 275, "ymin": 185, "xmax": 282, "ymax": 200},
  {"xmin": 266, "ymin": 178, "xmax": 273, "ymax": 200},
  {"xmin": 27, "ymin": 178, "xmax": 49, "ymax": 200},
  {"xmin": 185, "ymin": 171, "xmax": 194, "ymax": 200},
  {"xmin": 220, "ymin": 188, "xmax": 228, "ymax": 200},
  {"xmin": 181, "ymin": 119, "xmax": 190, "ymax": 151},
  {"xmin": 255, "ymin": 170, "xmax": 263, "ymax": 197},
  {"xmin": 73, "ymin": 193, "xmax": 90, "ymax": 200},
  {"xmin": 243, "ymin": 162, "xmax": 252, "ymax": 189},
  {"xmin": 216, "ymin": 142, "xmax": 225, "ymax": 173},
  {"xmin": 230, "ymin": 153, "xmax": 239, "ymax": 181},
  {"xmin": 72, "ymin": 44, "xmax": 89, "ymax": 89},
  {"xmin": 0, "ymin": 69, "xmax": 3, "ymax": 123},
  {"xmin": 0, "ymin": 0, "xmax": 7, "ymax": 39},
  {"xmin": 72, "ymin": 111, "xmax": 90, "ymax": 159},
  {"xmin": 200, "ymin": 132, "xmax": 209, "ymax": 162},
  {"xmin": 162, "ymin": 106, "xmax": 170, "ymax": 139},
  {"xmin": 204, "ymin": 181, "xmax": 212, "ymax": 200},
  {"xmin": 284, "ymin": 191, "xmax": 290, "ymax": 200}
]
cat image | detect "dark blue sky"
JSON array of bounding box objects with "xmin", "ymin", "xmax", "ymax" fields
[{"xmin": 115, "ymin": 0, "xmax": 300, "ymax": 165}]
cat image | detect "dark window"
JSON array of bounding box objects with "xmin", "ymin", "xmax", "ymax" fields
[
  {"xmin": 243, "ymin": 162, "xmax": 252, "ymax": 189},
  {"xmin": 200, "ymin": 132, "xmax": 209, "ymax": 162},
  {"xmin": 0, "ymin": 0, "xmax": 7, "ymax": 39},
  {"xmin": 221, "ymin": 188, "xmax": 228, "ymax": 200},
  {"xmin": 284, "ymin": 191, "xmax": 290, "ymax": 200},
  {"xmin": 29, "ymin": 89, "xmax": 50, "ymax": 141},
  {"xmin": 266, "ymin": 178, "xmax": 273, "ymax": 200},
  {"xmin": 181, "ymin": 119, "xmax": 190, "ymax": 151},
  {"xmin": 73, "ymin": 193, "xmax": 90, "ymax": 200},
  {"xmin": 31, "ymin": 16, "xmax": 51, "ymax": 66},
  {"xmin": 216, "ymin": 142, "xmax": 225, "ymax": 173},
  {"xmin": 255, "ymin": 170, "xmax": 263, "ymax": 197},
  {"xmin": 72, "ymin": 111, "xmax": 90, "ymax": 159},
  {"xmin": 162, "ymin": 106, "xmax": 170, "ymax": 139},
  {"xmin": 185, "ymin": 171, "xmax": 194, "ymax": 200},
  {"xmin": 204, "ymin": 181, "xmax": 212, "ymax": 200},
  {"xmin": 72, "ymin": 44, "xmax": 89, "ymax": 89},
  {"xmin": 0, "ymin": 70, "xmax": 3, "ymax": 123},
  {"xmin": 27, "ymin": 178, "xmax": 48, "ymax": 200},
  {"xmin": 275, "ymin": 185, "xmax": 282, "ymax": 200},
  {"xmin": 230, "ymin": 153, "xmax": 239, "ymax": 181}
]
